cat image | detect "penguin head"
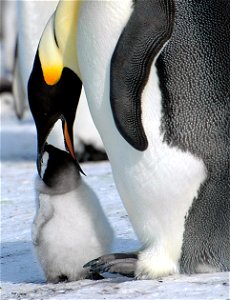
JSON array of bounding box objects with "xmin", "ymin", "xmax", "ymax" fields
[
  {"xmin": 28, "ymin": 11, "xmax": 82, "ymax": 177},
  {"xmin": 28, "ymin": 51, "xmax": 82, "ymax": 177},
  {"xmin": 41, "ymin": 144, "xmax": 82, "ymax": 193}
]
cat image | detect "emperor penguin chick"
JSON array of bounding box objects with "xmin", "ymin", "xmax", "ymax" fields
[{"xmin": 32, "ymin": 144, "xmax": 113, "ymax": 283}]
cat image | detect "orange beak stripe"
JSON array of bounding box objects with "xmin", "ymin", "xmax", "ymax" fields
[{"xmin": 64, "ymin": 121, "xmax": 76, "ymax": 160}]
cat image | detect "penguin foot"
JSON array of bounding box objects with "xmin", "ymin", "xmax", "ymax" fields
[
  {"xmin": 58, "ymin": 274, "xmax": 68, "ymax": 282},
  {"xmin": 84, "ymin": 253, "xmax": 138, "ymax": 278},
  {"xmin": 47, "ymin": 270, "xmax": 104, "ymax": 283}
]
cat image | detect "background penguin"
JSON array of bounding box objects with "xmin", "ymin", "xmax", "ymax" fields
[
  {"xmin": 33, "ymin": 144, "xmax": 114, "ymax": 283},
  {"xmin": 0, "ymin": 0, "xmax": 16, "ymax": 92},
  {"xmin": 13, "ymin": 0, "xmax": 58, "ymax": 118},
  {"xmin": 28, "ymin": 0, "xmax": 229, "ymax": 279}
]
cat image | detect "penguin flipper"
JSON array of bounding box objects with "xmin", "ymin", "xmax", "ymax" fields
[
  {"xmin": 111, "ymin": 0, "xmax": 175, "ymax": 151},
  {"xmin": 32, "ymin": 193, "xmax": 54, "ymax": 246},
  {"xmin": 84, "ymin": 253, "xmax": 138, "ymax": 278}
]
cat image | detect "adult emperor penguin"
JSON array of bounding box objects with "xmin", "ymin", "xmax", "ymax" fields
[
  {"xmin": 33, "ymin": 144, "xmax": 113, "ymax": 282},
  {"xmin": 28, "ymin": 0, "xmax": 230, "ymax": 279}
]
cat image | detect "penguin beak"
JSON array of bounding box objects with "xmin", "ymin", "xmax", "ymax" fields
[{"xmin": 62, "ymin": 119, "xmax": 76, "ymax": 162}]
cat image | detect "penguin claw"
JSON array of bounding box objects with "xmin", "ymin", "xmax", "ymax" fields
[{"xmin": 84, "ymin": 253, "xmax": 138, "ymax": 278}]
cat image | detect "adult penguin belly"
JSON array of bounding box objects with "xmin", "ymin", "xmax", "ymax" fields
[{"xmin": 78, "ymin": 1, "xmax": 210, "ymax": 279}]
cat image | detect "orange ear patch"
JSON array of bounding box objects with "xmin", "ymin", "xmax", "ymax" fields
[{"xmin": 43, "ymin": 65, "xmax": 63, "ymax": 85}]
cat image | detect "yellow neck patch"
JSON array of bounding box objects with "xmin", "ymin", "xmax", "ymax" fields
[
  {"xmin": 55, "ymin": 0, "xmax": 82, "ymax": 78},
  {"xmin": 38, "ymin": 0, "xmax": 82, "ymax": 86},
  {"xmin": 39, "ymin": 16, "xmax": 63, "ymax": 85}
]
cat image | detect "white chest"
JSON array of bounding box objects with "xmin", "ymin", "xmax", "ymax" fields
[{"xmin": 77, "ymin": 0, "xmax": 207, "ymax": 261}]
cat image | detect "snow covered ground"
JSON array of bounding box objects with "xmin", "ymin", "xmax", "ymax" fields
[{"xmin": 1, "ymin": 94, "xmax": 229, "ymax": 299}]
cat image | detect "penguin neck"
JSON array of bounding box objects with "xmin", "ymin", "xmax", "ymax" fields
[
  {"xmin": 77, "ymin": 0, "xmax": 134, "ymax": 134},
  {"xmin": 38, "ymin": 0, "xmax": 82, "ymax": 85},
  {"xmin": 55, "ymin": 0, "xmax": 82, "ymax": 78}
]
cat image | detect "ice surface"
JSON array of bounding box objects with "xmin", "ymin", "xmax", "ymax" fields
[{"xmin": 1, "ymin": 95, "xmax": 229, "ymax": 299}]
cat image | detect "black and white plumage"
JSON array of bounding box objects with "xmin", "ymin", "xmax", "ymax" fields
[
  {"xmin": 28, "ymin": 0, "xmax": 230, "ymax": 280},
  {"xmin": 32, "ymin": 145, "xmax": 113, "ymax": 283},
  {"xmin": 77, "ymin": 0, "xmax": 230, "ymax": 278}
]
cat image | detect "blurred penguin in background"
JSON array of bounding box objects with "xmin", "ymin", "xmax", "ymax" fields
[
  {"xmin": 0, "ymin": 0, "xmax": 16, "ymax": 92},
  {"xmin": 13, "ymin": 0, "xmax": 59, "ymax": 118}
]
